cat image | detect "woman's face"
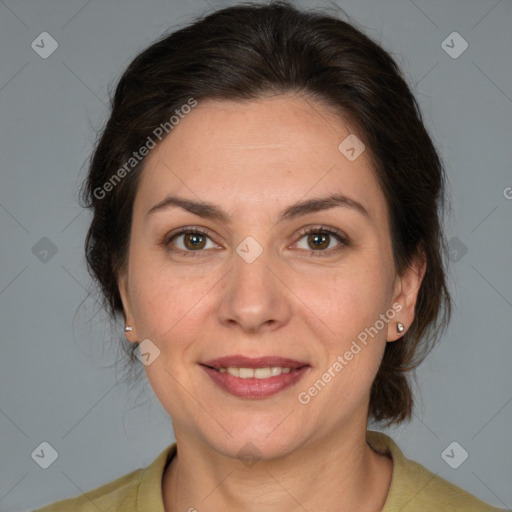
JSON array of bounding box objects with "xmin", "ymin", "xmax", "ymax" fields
[{"xmin": 119, "ymin": 93, "xmax": 424, "ymax": 459}]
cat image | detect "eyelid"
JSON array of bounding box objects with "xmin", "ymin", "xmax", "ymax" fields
[
  {"xmin": 162, "ymin": 225, "xmax": 218, "ymax": 245},
  {"xmin": 291, "ymin": 225, "xmax": 349, "ymax": 256},
  {"xmin": 294, "ymin": 225, "xmax": 348, "ymax": 243}
]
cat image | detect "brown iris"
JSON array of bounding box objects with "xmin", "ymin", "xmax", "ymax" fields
[
  {"xmin": 184, "ymin": 233, "xmax": 207, "ymax": 250},
  {"xmin": 307, "ymin": 233, "xmax": 329, "ymax": 250}
]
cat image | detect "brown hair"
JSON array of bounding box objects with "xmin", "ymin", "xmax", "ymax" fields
[{"xmin": 82, "ymin": 1, "xmax": 452, "ymax": 426}]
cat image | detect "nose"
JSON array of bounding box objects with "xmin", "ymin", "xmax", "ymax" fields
[{"xmin": 216, "ymin": 244, "xmax": 292, "ymax": 334}]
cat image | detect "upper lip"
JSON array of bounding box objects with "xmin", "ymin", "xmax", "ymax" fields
[{"xmin": 201, "ymin": 355, "xmax": 309, "ymax": 369}]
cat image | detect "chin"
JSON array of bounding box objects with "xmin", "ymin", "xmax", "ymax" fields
[{"xmin": 204, "ymin": 420, "xmax": 309, "ymax": 463}]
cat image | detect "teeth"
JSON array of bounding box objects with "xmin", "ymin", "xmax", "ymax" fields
[
  {"xmin": 220, "ymin": 367, "xmax": 293, "ymax": 379},
  {"xmin": 239, "ymin": 367, "xmax": 254, "ymax": 378},
  {"xmin": 254, "ymin": 367, "xmax": 271, "ymax": 378}
]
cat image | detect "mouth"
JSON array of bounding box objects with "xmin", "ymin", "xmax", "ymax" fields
[{"xmin": 200, "ymin": 355, "xmax": 310, "ymax": 399}]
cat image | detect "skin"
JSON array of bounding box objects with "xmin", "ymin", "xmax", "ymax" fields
[{"xmin": 119, "ymin": 92, "xmax": 426, "ymax": 512}]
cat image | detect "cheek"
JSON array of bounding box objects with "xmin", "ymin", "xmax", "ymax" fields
[
  {"xmin": 128, "ymin": 257, "xmax": 210, "ymax": 342},
  {"xmin": 299, "ymin": 273, "xmax": 389, "ymax": 402},
  {"xmin": 305, "ymin": 262, "xmax": 391, "ymax": 337}
]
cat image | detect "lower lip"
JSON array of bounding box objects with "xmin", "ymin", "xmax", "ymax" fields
[{"xmin": 201, "ymin": 365, "xmax": 309, "ymax": 399}]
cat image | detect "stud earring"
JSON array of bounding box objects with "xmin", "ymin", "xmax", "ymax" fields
[
  {"xmin": 124, "ymin": 326, "xmax": 133, "ymax": 333},
  {"xmin": 397, "ymin": 322, "xmax": 404, "ymax": 334}
]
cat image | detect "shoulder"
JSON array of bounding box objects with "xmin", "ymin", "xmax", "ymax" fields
[
  {"xmin": 366, "ymin": 430, "xmax": 507, "ymax": 512},
  {"xmin": 33, "ymin": 443, "xmax": 177, "ymax": 512},
  {"xmin": 33, "ymin": 468, "xmax": 143, "ymax": 511}
]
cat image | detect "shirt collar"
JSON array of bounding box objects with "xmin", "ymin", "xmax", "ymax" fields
[{"xmin": 137, "ymin": 442, "xmax": 177, "ymax": 511}]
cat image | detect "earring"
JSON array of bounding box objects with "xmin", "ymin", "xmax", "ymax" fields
[
  {"xmin": 124, "ymin": 325, "xmax": 133, "ymax": 333},
  {"xmin": 397, "ymin": 322, "xmax": 404, "ymax": 334}
]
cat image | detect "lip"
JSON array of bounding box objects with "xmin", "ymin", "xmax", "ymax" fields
[
  {"xmin": 202, "ymin": 355, "xmax": 308, "ymax": 369},
  {"xmin": 200, "ymin": 355, "xmax": 310, "ymax": 399}
]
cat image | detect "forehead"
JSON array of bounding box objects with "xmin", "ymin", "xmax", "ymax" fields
[{"xmin": 135, "ymin": 94, "xmax": 387, "ymax": 225}]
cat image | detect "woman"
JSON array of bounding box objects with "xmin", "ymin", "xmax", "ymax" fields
[{"xmin": 35, "ymin": 2, "xmax": 505, "ymax": 511}]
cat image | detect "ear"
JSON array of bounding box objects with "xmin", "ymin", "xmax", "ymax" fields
[
  {"xmin": 118, "ymin": 271, "xmax": 138, "ymax": 343},
  {"xmin": 387, "ymin": 247, "xmax": 427, "ymax": 342}
]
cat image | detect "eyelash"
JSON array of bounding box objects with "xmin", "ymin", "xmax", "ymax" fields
[
  {"xmin": 162, "ymin": 225, "xmax": 349, "ymax": 258},
  {"xmin": 295, "ymin": 226, "xmax": 349, "ymax": 257}
]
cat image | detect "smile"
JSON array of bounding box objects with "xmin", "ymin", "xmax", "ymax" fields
[
  {"xmin": 217, "ymin": 366, "xmax": 292, "ymax": 378},
  {"xmin": 200, "ymin": 355, "xmax": 310, "ymax": 399}
]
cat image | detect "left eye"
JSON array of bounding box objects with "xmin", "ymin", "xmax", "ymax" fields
[{"xmin": 294, "ymin": 228, "xmax": 347, "ymax": 254}]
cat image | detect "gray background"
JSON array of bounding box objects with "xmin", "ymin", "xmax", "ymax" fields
[{"xmin": 0, "ymin": 0, "xmax": 511, "ymax": 510}]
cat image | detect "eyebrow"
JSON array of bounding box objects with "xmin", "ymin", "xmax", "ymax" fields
[{"xmin": 146, "ymin": 193, "xmax": 370, "ymax": 224}]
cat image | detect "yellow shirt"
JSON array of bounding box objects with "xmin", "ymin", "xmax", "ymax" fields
[{"xmin": 34, "ymin": 430, "xmax": 506, "ymax": 511}]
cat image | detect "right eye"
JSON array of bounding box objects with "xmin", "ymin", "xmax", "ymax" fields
[{"xmin": 164, "ymin": 228, "xmax": 219, "ymax": 256}]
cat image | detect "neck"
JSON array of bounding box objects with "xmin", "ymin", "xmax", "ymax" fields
[{"xmin": 162, "ymin": 426, "xmax": 393, "ymax": 512}]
